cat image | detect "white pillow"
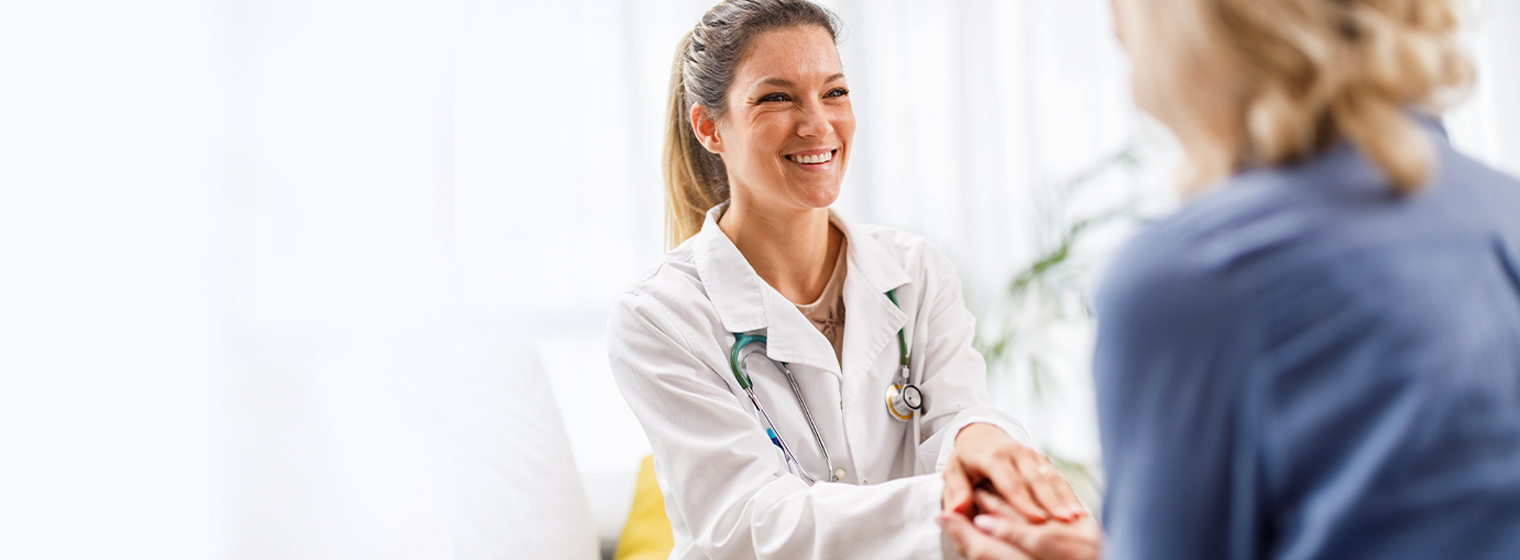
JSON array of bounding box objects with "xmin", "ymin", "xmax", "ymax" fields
[{"xmin": 454, "ymin": 341, "xmax": 599, "ymax": 560}]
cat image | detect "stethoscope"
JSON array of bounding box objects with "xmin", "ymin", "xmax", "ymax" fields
[{"xmin": 726, "ymin": 289, "xmax": 922, "ymax": 485}]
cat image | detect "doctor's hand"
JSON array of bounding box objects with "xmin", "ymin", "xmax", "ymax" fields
[
  {"xmin": 941, "ymin": 423, "xmax": 1084, "ymax": 523},
  {"xmin": 937, "ymin": 489, "xmax": 1102, "ymax": 560}
]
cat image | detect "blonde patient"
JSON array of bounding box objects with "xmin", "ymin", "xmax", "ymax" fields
[{"xmin": 940, "ymin": 0, "xmax": 1520, "ymax": 559}]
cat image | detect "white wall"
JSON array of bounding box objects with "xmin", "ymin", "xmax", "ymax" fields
[
  {"xmin": 1, "ymin": 2, "xmax": 229, "ymax": 558},
  {"xmin": 3, "ymin": 1, "xmax": 458, "ymax": 558},
  {"xmin": 224, "ymin": 1, "xmax": 455, "ymax": 558},
  {"xmin": 1450, "ymin": 0, "xmax": 1520, "ymax": 175}
]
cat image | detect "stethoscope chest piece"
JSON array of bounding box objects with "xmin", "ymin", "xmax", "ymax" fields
[{"xmin": 885, "ymin": 365, "xmax": 922, "ymax": 421}]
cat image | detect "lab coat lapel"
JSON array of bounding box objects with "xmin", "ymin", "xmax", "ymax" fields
[
  {"xmin": 833, "ymin": 213, "xmax": 911, "ymax": 384},
  {"xmin": 691, "ymin": 203, "xmax": 843, "ymax": 376},
  {"xmin": 692, "ymin": 204, "xmax": 767, "ymax": 334}
]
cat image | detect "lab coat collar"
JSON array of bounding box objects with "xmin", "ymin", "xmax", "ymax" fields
[{"xmin": 692, "ymin": 202, "xmax": 911, "ymax": 375}]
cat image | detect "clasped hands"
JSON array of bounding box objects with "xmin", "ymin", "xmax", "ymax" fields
[{"xmin": 938, "ymin": 423, "xmax": 1102, "ymax": 560}]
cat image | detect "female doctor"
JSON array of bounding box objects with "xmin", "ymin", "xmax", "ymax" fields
[{"xmin": 607, "ymin": 1, "xmax": 1082, "ymax": 558}]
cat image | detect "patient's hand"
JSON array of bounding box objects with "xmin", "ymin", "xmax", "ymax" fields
[
  {"xmin": 938, "ymin": 489, "xmax": 1102, "ymax": 560},
  {"xmin": 942, "ymin": 423, "xmax": 1084, "ymax": 522}
]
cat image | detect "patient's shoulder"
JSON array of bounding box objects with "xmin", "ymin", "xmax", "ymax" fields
[{"xmin": 1097, "ymin": 219, "xmax": 1239, "ymax": 323}]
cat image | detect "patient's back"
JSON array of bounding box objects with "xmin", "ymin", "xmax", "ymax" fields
[{"xmin": 1093, "ymin": 122, "xmax": 1520, "ymax": 560}]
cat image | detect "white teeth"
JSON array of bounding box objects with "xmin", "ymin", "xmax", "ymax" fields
[{"xmin": 788, "ymin": 150, "xmax": 834, "ymax": 164}]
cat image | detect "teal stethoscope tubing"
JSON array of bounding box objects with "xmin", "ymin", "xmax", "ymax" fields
[{"xmin": 727, "ymin": 289, "xmax": 913, "ymax": 485}]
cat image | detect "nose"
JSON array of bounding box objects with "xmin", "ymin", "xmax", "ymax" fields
[{"xmin": 795, "ymin": 100, "xmax": 834, "ymax": 139}]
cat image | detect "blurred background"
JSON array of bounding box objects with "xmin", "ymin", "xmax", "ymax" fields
[{"xmin": 2, "ymin": 0, "xmax": 1516, "ymax": 559}]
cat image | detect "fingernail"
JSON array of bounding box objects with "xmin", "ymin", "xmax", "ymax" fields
[
  {"xmin": 973, "ymin": 515, "xmax": 998, "ymax": 532},
  {"xmin": 935, "ymin": 514, "xmax": 948, "ymax": 527}
]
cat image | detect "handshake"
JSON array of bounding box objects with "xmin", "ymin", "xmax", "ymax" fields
[{"xmin": 938, "ymin": 423, "xmax": 1102, "ymax": 560}]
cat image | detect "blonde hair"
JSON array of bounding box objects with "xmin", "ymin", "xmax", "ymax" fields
[
  {"xmin": 662, "ymin": 0, "xmax": 840, "ymax": 249},
  {"xmin": 1127, "ymin": 0, "xmax": 1473, "ymax": 192},
  {"xmin": 663, "ymin": 30, "xmax": 729, "ymax": 251}
]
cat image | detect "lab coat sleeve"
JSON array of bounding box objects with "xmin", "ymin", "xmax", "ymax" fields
[
  {"xmin": 607, "ymin": 290, "xmax": 950, "ymax": 560},
  {"xmin": 905, "ymin": 241, "xmax": 1032, "ymax": 474}
]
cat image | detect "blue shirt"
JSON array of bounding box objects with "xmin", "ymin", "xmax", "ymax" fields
[{"xmin": 1093, "ymin": 121, "xmax": 1520, "ymax": 560}]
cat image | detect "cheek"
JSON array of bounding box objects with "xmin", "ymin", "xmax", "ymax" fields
[
  {"xmin": 834, "ymin": 109, "xmax": 856, "ymax": 145},
  {"xmin": 744, "ymin": 120, "xmax": 793, "ymax": 165},
  {"xmin": 720, "ymin": 119, "xmax": 767, "ymax": 167}
]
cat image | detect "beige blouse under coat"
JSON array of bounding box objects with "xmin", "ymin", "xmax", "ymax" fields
[{"xmin": 795, "ymin": 235, "xmax": 847, "ymax": 367}]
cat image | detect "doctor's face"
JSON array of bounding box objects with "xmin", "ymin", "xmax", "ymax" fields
[{"xmin": 708, "ymin": 26, "xmax": 854, "ymax": 212}]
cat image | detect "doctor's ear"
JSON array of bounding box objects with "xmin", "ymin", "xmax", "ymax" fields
[{"xmin": 690, "ymin": 104, "xmax": 723, "ymax": 154}]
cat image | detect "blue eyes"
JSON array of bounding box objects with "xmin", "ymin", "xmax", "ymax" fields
[{"xmin": 757, "ymin": 89, "xmax": 849, "ymax": 104}]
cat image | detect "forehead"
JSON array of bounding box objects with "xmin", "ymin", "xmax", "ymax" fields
[{"xmin": 733, "ymin": 26, "xmax": 842, "ymax": 87}]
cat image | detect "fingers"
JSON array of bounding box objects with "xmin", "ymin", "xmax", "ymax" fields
[
  {"xmin": 972, "ymin": 492, "xmax": 1037, "ymax": 545},
  {"xmin": 978, "ymin": 455, "xmax": 1049, "ymax": 522},
  {"xmin": 948, "ymin": 424, "xmax": 1082, "ymax": 521},
  {"xmin": 974, "ymin": 488, "xmax": 1020, "ymax": 519},
  {"xmin": 1016, "ymin": 457, "xmax": 1082, "ymax": 521},
  {"xmin": 937, "ymin": 512, "xmax": 1033, "ymax": 560},
  {"xmin": 968, "ymin": 496, "xmax": 1105, "ymax": 560},
  {"xmin": 1047, "ymin": 463, "xmax": 1087, "ymax": 518},
  {"xmin": 973, "ymin": 514, "xmax": 1053, "ymax": 558},
  {"xmin": 942, "ymin": 460, "xmax": 974, "ymax": 515},
  {"xmin": 973, "ymin": 514, "xmax": 1018, "ymax": 542}
]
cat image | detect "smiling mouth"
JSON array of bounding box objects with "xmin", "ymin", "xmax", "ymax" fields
[{"xmin": 786, "ymin": 150, "xmax": 837, "ymax": 165}]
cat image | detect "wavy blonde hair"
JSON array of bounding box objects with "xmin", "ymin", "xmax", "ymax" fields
[{"xmin": 1122, "ymin": 0, "xmax": 1474, "ymax": 192}]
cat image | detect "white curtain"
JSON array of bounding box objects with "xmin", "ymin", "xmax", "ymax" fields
[
  {"xmin": 1, "ymin": 3, "xmax": 231, "ymax": 559},
  {"xmin": 3, "ymin": 0, "xmax": 1517, "ymax": 558},
  {"xmin": 1449, "ymin": 0, "xmax": 1520, "ymax": 171},
  {"xmin": 3, "ymin": 1, "xmax": 457, "ymax": 559}
]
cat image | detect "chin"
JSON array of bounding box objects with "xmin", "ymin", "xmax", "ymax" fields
[{"xmin": 792, "ymin": 182, "xmax": 842, "ymax": 209}]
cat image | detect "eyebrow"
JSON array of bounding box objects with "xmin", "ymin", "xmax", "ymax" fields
[{"xmin": 757, "ymin": 73, "xmax": 846, "ymax": 88}]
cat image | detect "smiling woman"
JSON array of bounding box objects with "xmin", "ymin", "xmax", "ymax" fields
[
  {"xmin": 662, "ymin": 0, "xmax": 852, "ymax": 250},
  {"xmin": 693, "ymin": 24, "xmax": 856, "ymax": 304},
  {"xmin": 609, "ymin": 1, "xmax": 1084, "ymax": 559}
]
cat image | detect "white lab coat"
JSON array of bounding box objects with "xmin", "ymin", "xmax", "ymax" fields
[{"xmin": 607, "ymin": 203, "xmax": 1029, "ymax": 559}]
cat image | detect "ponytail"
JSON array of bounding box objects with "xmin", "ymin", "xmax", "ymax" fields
[{"xmin": 663, "ymin": 31, "xmax": 729, "ymax": 250}]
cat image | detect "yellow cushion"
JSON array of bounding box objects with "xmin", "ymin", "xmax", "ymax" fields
[{"xmin": 614, "ymin": 455, "xmax": 675, "ymax": 560}]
